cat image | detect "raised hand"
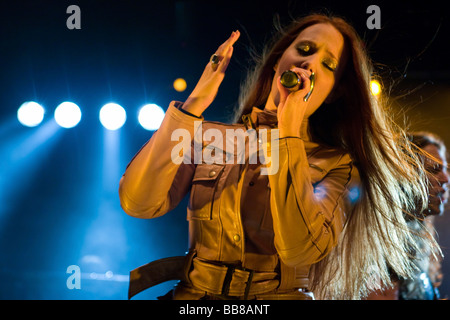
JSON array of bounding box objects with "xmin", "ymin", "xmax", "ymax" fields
[{"xmin": 182, "ymin": 30, "xmax": 240, "ymax": 117}]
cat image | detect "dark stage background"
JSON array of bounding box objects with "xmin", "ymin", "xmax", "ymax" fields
[{"xmin": 1, "ymin": 0, "xmax": 450, "ymax": 300}]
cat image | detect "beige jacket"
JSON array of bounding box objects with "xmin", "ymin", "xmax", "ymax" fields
[{"xmin": 119, "ymin": 101, "xmax": 359, "ymax": 299}]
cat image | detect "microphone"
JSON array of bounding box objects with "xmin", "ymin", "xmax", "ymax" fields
[
  {"xmin": 280, "ymin": 70, "xmax": 301, "ymax": 90},
  {"xmin": 280, "ymin": 70, "xmax": 315, "ymax": 102}
]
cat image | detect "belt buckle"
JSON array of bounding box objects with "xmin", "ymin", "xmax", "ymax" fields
[
  {"xmin": 243, "ymin": 268, "xmax": 255, "ymax": 300},
  {"xmin": 221, "ymin": 265, "xmax": 236, "ymax": 297},
  {"xmin": 220, "ymin": 265, "xmax": 255, "ymax": 300}
]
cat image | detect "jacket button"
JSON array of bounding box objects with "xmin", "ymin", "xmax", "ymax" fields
[
  {"xmin": 209, "ymin": 170, "xmax": 216, "ymax": 177},
  {"xmin": 233, "ymin": 234, "xmax": 241, "ymax": 242}
]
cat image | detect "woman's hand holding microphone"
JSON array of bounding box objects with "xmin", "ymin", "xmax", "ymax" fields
[{"xmin": 277, "ymin": 68, "xmax": 315, "ymax": 138}]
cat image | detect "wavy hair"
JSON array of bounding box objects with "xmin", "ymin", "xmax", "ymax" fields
[{"xmin": 234, "ymin": 13, "xmax": 440, "ymax": 299}]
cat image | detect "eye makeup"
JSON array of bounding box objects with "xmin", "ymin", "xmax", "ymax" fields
[
  {"xmin": 296, "ymin": 41, "xmax": 338, "ymax": 72},
  {"xmin": 296, "ymin": 41, "xmax": 314, "ymax": 54},
  {"xmin": 323, "ymin": 58, "xmax": 337, "ymax": 72}
]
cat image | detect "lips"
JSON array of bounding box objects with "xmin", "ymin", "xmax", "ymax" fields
[
  {"xmin": 431, "ymin": 189, "xmax": 448, "ymax": 205},
  {"xmin": 440, "ymin": 193, "xmax": 448, "ymax": 205}
]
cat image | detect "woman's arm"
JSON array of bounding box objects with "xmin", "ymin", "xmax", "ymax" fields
[
  {"xmin": 268, "ymin": 137, "xmax": 357, "ymax": 267},
  {"xmin": 119, "ymin": 31, "xmax": 240, "ymax": 219},
  {"xmin": 119, "ymin": 102, "xmax": 198, "ymax": 218}
]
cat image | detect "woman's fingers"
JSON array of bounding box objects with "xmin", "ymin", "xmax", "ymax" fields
[
  {"xmin": 289, "ymin": 68, "xmax": 311, "ymax": 92},
  {"xmin": 276, "ymin": 69, "xmax": 313, "ymax": 137},
  {"xmin": 211, "ymin": 30, "xmax": 240, "ymax": 71},
  {"xmin": 218, "ymin": 45, "xmax": 234, "ymax": 73},
  {"xmin": 278, "ymin": 70, "xmax": 311, "ymax": 103},
  {"xmin": 182, "ymin": 30, "xmax": 240, "ymax": 117},
  {"xmin": 276, "ymin": 76, "xmax": 289, "ymax": 110},
  {"xmin": 219, "ymin": 30, "xmax": 240, "ymax": 56}
]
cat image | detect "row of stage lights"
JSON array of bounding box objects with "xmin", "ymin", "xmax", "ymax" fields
[
  {"xmin": 16, "ymin": 78, "xmax": 190, "ymax": 130},
  {"xmin": 17, "ymin": 79, "xmax": 381, "ymax": 130},
  {"xmin": 17, "ymin": 101, "xmax": 166, "ymax": 131}
]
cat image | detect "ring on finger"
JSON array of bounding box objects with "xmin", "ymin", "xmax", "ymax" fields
[
  {"xmin": 210, "ymin": 54, "xmax": 220, "ymax": 65},
  {"xmin": 210, "ymin": 54, "xmax": 220, "ymax": 70}
]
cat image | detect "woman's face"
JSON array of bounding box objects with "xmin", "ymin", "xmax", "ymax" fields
[
  {"xmin": 423, "ymin": 144, "xmax": 449, "ymax": 216},
  {"xmin": 269, "ymin": 23, "xmax": 346, "ymax": 117}
]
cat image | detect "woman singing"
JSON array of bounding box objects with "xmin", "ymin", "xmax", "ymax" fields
[{"xmin": 119, "ymin": 13, "xmax": 438, "ymax": 300}]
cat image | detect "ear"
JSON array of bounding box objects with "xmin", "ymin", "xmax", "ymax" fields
[{"xmin": 273, "ymin": 59, "xmax": 279, "ymax": 72}]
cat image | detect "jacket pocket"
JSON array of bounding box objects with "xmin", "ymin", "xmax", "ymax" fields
[{"xmin": 188, "ymin": 164, "xmax": 225, "ymax": 220}]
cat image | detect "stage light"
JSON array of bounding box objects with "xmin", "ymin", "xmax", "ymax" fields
[
  {"xmin": 17, "ymin": 101, "xmax": 45, "ymax": 127},
  {"xmin": 54, "ymin": 102, "xmax": 82, "ymax": 128},
  {"xmin": 138, "ymin": 103, "xmax": 165, "ymax": 131},
  {"xmin": 99, "ymin": 103, "xmax": 126, "ymax": 130},
  {"xmin": 173, "ymin": 78, "xmax": 187, "ymax": 92},
  {"xmin": 370, "ymin": 80, "xmax": 381, "ymax": 96}
]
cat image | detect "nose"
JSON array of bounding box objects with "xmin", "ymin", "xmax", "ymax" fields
[
  {"xmin": 300, "ymin": 58, "xmax": 317, "ymax": 73},
  {"xmin": 300, "ymin": 60, "xmax": 310, "ymax": 70},
  {"xmin": 297, "ymin": 62, "xmax": 315, "ymax": 84},
  {"xmin": 443, "ymin": 172, "xmax": 449, "ymax": 185},
  {"xmin": 438, "ymin": 170, "xmax": 449, "ymax": 188}
]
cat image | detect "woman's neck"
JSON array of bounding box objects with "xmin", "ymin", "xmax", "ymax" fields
[{"xmin": 264, "ymin": 92, "xmax": 278, "ymax": 112}]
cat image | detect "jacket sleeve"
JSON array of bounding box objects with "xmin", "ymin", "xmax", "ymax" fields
[
  {"xmin": 119, "ymin": 101, "xmax": 200, "ymax": 218},
  {"xmin": 268, "ymin": 136, "xmax": 357, "ymax": 267}
]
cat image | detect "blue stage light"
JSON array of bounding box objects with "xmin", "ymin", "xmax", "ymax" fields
[
  {"xmin": 99, "ymin": 103, "xmax": 127, "ymax": 130},
  {"xmin": 54, "ymin": 102, "xmax": 82, "ymax": 128},
  {"xmin": 17, "ymin": 101, "xmax": 45, "ymax": 127},
  {"xmin": 138, "ymin": 103, "xmax": 165, "ymax": 131}
]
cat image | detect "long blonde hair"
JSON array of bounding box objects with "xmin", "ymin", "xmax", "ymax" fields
[{"xmin": 235, "ymin": 13, "xmax": 441, "ymax": 299}]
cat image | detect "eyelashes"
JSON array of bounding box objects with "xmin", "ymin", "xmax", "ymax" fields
[
  {"xmin": 296, "ymin": 44, "xmax": 337, "ymax": 72},
  {"xmin": 323, "ymin": 59, "xmax": 337, "ymax": 72}
]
